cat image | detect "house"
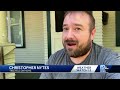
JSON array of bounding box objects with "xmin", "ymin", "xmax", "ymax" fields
[{"xmin": 0, "ymin": 11, "xmax": 120, "ymax": 79}]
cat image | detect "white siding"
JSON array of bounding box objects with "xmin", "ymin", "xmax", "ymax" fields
[
  {"xmin": 15, "ymin": 11, "xmax": 47, "ymax": 64},
  {"xmin": 43, "ymin": 11, "xmax": 48, "ymax": 63},
  {"xmin": 93, "ymin": 11, "xmax": 103, "ymax": 46},
  {"xmin": 103, "ymin": 11, "xmax": 120, "ymax": 53}
]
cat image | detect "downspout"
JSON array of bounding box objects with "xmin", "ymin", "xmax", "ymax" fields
[{"xmin": 47, "ymin": 11, "xmax": 51, "ymax": 58}]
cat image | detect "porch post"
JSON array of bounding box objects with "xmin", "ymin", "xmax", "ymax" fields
[{"xmin": 0, "ymin": 11, "xmax": 8, "ymax": 44}]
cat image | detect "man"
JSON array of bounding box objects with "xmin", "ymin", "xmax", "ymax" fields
[{"xmin": 40, "ymin": 11, "xmax": 120, "ymax": 79}]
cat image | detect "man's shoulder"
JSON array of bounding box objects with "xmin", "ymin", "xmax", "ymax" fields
[
  {"xmin": 94, "ymin": 43, "xmax": 111, "ymax": 51},
  {"xmin": 47, "ymin": 49, "xmax": 66, "ymax": 65},
  {"xmin": 93, "ymin": 43, "xmax": 120, "ymax": 64},
  {"xmin": 54, "ymin": 49, "xmax": 66, "ymax": 56},
  {"xmin": 93, "ymin": 42, "xmax": 113, "ymax": 55}
]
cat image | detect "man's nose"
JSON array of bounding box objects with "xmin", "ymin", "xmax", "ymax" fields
[{"xmin": 66, "ymin": 29, "xmax": 74, "ymax": 39}]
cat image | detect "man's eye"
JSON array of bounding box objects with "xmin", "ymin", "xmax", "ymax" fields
[
  {"xmin": 63, "ymin": 28, "xmax": 69, "ymax": 31},
  {"xmin": 75, "ymin": 28, "xmax": 81, "ymax": 30}
]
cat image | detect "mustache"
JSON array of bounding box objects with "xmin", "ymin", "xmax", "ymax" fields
[{"xmin": 64, "ymin": 39, "xmax": 78, "ymax": 43}]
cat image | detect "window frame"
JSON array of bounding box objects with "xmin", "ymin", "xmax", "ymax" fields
[{"xmin": 7, "ymin": 11, "xmax": 26, "ymax": 48}]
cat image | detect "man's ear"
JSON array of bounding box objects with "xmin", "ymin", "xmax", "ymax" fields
[{"xmin": 91, "ymin": 28, "xmax": 96, "ymax": 40}]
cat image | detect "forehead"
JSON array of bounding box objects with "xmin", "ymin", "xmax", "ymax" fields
[{"xmin": 63, "ymin": 12, "xmax": 90, "ymax": 26}]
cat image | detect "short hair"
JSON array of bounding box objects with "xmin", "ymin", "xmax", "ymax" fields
[{"xmin": 64, "ymin": 11, "xmax": 95, "ymax": 33}]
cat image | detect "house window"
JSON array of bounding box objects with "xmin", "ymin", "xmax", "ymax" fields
[{"xmin": 7, "ymin": 11, "xmax": 25, "ymax": 48}]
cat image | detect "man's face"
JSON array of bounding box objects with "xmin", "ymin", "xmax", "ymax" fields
[{"xmin": 62, "ymin": 12, "xmax": 96, "ymax": 58}]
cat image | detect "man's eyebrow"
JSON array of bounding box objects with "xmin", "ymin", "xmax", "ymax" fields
[
  {"xmin": 62, "ymin": 24, "xmax": 67, "ymax": 27},
  {"xmin": 63, "ymin": 24, "xmax": 83, "ymax": 27},
  {"xmin": 74, "ymin": 24, "xmax": 83, "ymax": 27}
]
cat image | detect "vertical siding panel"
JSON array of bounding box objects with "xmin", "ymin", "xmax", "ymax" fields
[
  {"xmin": 43, "ymin": 11, "xmax": 48, "ymax": 64},
  {"xmin": 93, "ymin": 11, "xmax": 103, "ymax": 46}
]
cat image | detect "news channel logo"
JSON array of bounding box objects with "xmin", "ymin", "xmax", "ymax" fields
[{"xmin": 100, "ymin": 65, "xmax": 109, "ymax": 72}]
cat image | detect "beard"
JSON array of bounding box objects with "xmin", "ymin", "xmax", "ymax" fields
[{"xmin": 63, "ymin": 38, "xmax": 92, "ymax": 58}]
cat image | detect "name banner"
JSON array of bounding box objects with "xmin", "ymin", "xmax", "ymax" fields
[{"xmin": 0, "ymin": 65, "xmax": 119, "ymax": 73}]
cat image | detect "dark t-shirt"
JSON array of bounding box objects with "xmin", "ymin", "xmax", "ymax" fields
[{"xmin": 40, "ymin": 43, "xmax": 120, "ymax": 79}]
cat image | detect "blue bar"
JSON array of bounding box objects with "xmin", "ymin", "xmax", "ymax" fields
[
  {"xmin": 0, "ymin": 65, "xmax": 74, "ymax": 72},
  {"xmin": 0, "ymin": 65, "xmax": 120, "ymax": 73}
]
